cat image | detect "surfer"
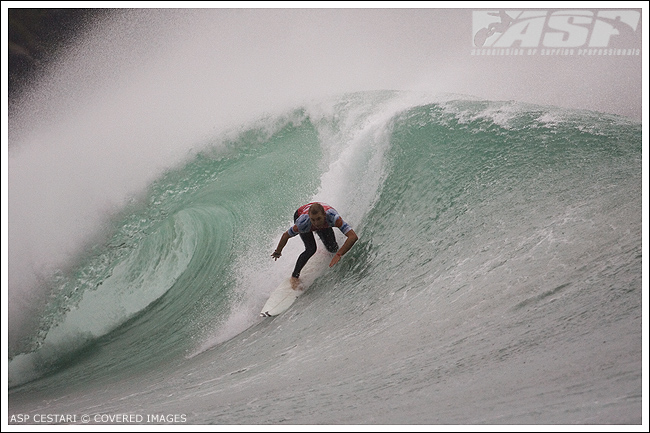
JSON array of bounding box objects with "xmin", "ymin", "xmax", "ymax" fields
[{"xmin": 271, "ymin": 202, "xmax": 358, "ymax": 289}]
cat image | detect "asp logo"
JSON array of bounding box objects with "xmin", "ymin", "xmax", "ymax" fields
[{"xmin": 473, "ymin": 10, "xmax": 641, "ymax": 48}]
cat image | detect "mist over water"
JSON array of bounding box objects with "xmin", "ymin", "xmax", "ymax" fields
[{"xmin": 5, "ymin": 7, "xmax": 645, "ymax": 424}]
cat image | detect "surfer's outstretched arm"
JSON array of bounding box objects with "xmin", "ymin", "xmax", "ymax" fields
[
  {"xmin": 329, "ymin": 229, "xmax": 358, "ymax": 267},
  {"xmin": 271, "ymin": 231, "xmax": 292, "ymax": 260}
]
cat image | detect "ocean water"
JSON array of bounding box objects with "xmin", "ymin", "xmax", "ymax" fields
[{"xmin": 7, "ymin": 90, "xmax": 643, "ymax": 425}]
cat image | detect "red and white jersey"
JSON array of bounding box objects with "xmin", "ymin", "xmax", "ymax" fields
[{"xmin": 287, "ymin": 202, "xmax": 352, "ymax": 237}]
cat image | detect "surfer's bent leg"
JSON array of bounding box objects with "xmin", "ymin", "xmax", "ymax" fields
[
  {"xmin": 293, "ymin": 232, "xmax": 316, "ymax": 278},
  {"xmin": 292, "ymin": 209, "xmax": 316, "ymax": 278},
  {"xmin": 317, "ymin": 228, "xmax": 339, "ymax": 253}
]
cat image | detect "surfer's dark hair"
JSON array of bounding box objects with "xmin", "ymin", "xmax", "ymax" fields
[{"xmin": 309, "ymin": 203, "xmax": 325, "ymax": 215}]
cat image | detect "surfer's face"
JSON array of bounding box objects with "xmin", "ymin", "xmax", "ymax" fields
[{"xmin": 309, "ymin": 212, "xmax": 326, "ymax": 228}]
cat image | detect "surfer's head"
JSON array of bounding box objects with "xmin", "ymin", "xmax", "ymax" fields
[{"xmin": 308, "ymin": 203, "xmax": 326, "ymax": 228}]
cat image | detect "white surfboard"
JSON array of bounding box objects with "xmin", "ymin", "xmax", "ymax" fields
[{"xmin": 260, "ymin": 250, "xmax": 332, "ymax": 317}]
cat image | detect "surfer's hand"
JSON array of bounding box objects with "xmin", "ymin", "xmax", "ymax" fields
[
  {"xmin": 271, "ymin": 250, "xmax": 282, "ymax": 260},
  {"xmin": 329, "ymin": 253, "xmax": 342, "ymax": 267}
]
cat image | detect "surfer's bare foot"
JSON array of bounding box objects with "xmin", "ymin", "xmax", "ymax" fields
[{"xmin": 290, "ymin": 277, "xmax": 302, "ymax": 290}]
